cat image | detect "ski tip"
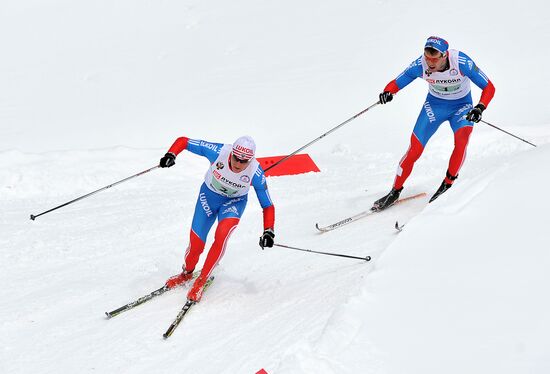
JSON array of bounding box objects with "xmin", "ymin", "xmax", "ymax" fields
[
  {"xmin": 314, "ymin": 223, "xmax": 327, "ymax": 233},
  {"xmin": 365, "ymin": 256, "xmax": 372, "ymax": 261},
  {"xmin": 395, "ymin": 221, "xmax": 404, "ymax": 232}
]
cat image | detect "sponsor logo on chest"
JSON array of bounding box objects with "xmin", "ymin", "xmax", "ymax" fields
[
  {"xmin": 213, "ymin": 170, "xmax": 247, "ymax": 189},
  {"xmin": 426, "ymin": 78, "xmax": 462, "ymax": 84}
]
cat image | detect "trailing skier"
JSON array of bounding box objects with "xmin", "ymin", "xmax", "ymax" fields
[{"xmin": 375, "ymin": 36, "xmax": 496, "ymax": 208}]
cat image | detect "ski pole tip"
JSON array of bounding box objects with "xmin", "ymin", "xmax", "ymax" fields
[
  {"xmin": 30, "ymin": 214, "xmax": 36, "ymax": 221},
  {"xmin": 365, "ymin": 256, "xmax": 371, "ymax": 261}
]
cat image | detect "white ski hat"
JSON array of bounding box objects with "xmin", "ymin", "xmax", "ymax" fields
[{"xmin": 232, "ymin": 135, "xmax": 256, "ymax": 160}]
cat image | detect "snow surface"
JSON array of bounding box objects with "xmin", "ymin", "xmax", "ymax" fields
[{"xmin": 1, "ymin": 1, "xmax": 550, "ymax": 373}]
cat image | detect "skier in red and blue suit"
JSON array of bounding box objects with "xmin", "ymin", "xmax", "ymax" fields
[
  {"xmin": 373, "ymin": 36, "xmax": 495, "ymax": 209},
  {"xmin": 159, "ymin": 135, "xmax": 275, "ymax": 302}
]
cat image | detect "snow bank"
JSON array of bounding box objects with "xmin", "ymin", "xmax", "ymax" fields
[{"xmin": 280, "ymin": 145, "xmax": 550, "ymax": 373}]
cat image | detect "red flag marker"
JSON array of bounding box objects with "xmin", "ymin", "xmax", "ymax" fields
[{"xmin": 257, "ymin": 153, "xmax": 320, "ymax": 177}]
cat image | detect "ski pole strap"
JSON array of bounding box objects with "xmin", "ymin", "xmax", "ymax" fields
[{"xmin": 274, "ymin": 243, "xmax": 371, "ymax": 261}]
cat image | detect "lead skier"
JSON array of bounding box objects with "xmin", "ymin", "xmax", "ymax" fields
[
  {"xmin": 159, "ymin": 135, "xmax": 275, "ymax": 302},
  {"xmin": 373, "ymin": 36, "xmax": 495, "ymax": 209}
]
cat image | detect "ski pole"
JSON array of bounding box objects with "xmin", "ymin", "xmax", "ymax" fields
[
  {"xmin": 265, "ymin": 101, "xmax": 380, "ymax": 172},
  {"xmin": 480, "ymin": 119, "xmax": 537, "ymax": 148},
  {"xmin": 30, "ymin": 165, "xmax": 160, "ymax": 220},
  {"xmin": 274, "ymin": 243, "xmax": 371, "ymax": 262}
]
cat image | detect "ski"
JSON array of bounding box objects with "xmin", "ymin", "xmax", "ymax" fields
[
  {"xmin": 163, "ymin": 300, "xmax": 195, "ymax": 339},
  {"xmin": 105, "ymin": 285, "xmax": 169, "ymax": 318},
  {"xmin": 163, "ymin": 276, "xmax": 215, "ymax": 339},
  {"xmin": 105, "ymin": 272, "xmax": 199, "ymax": 319},
  {"xmin": 315, "ymin": 192, "xmax": 427, "ymax": 232}
]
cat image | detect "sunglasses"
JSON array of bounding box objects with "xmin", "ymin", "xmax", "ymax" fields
[
  {"xmin": 424, "ymin": 52, "xmax": 446, "ymax": 64},
  {"xmin": 232, "ymin": 153, "xmax": 250, "ymax": 164}
]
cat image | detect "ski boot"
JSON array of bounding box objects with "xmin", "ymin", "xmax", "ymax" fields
[
  {"xmin": 429, "ymin": 171, "xmax": 457, "ymax": 203},
  {"xmin": 165, "ymin": 270, "xmax": 194, "ymax": 289},
  {"xmin": 187, "ymin": 273, "xmax": 209, "ymax": 303},
  {"xmin": 372, "ymin": 187, "xmax": 403, "ymax": 211}
]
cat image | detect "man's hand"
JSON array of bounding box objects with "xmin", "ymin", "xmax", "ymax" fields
[
  {"xmin": 379, "ymin": 91, "xmax": 393, "ymax": 104},
  {"xmin": 259, "ymin": 228, "xmax": 275, "ymax": 249},
  {"xmin": 466, "ymin": 104, "xmax": 485, "ymax": 123},
  {"xmin": 159, "ymin": 152, "xmax": 176, "ymax": 168}
]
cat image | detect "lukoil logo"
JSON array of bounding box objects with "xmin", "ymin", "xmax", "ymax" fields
[
  {"xmin": 199, "ymin": 193, "xmax": 213, "ymax": 217},
  {"xmin": 200, "ymin": 141, "xmax": 218, "ymax": 152},
  {"xmin": 234, "ymin": 145, "xmax": 254, "ymax": 157},
  {"xmin": 427, "ymin": 37, "xmax": 442, "ymax": 46},
  {"xmin": 424, "ymin": 101, "xmax": 436, "ymax": 123}
]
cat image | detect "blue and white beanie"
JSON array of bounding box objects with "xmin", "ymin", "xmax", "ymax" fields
[{"xmin": 424, "ymin": 36, "xmax": 449, "ymax": 54}]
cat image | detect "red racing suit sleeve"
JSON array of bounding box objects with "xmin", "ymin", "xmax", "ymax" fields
[
  {"xmin": 252, "ymin": 166, "xmax": 275, "ymax": 230},
  {"xmin": 167, "ymin": 137, "xmax": 189, "ymax": 155},
  {"xmin": 479, "ymin": 80, "xmax": 495, "ymax": 108},
  {"xmin": 383, "ymin": 79, "xmax": 400, "ymax": 94},
  {"xmin": 262, "ymin": 205, "xmax": 275, "ymax": 230}
]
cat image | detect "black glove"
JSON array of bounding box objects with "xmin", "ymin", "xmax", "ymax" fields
[
  {"xmin": 259, "ymin": 228, "xmax": 275, "ymax": 249},
  {"xmin": 466, "ymin": 104, "xmax": 485, "ymax": 123},
  {"xmin": 159, "ymin": 152, "xmax": 176, "ymax": 168},
  {"xmin": 379, "ymin": 91, "xmax": 393, "ymax": 104}
]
